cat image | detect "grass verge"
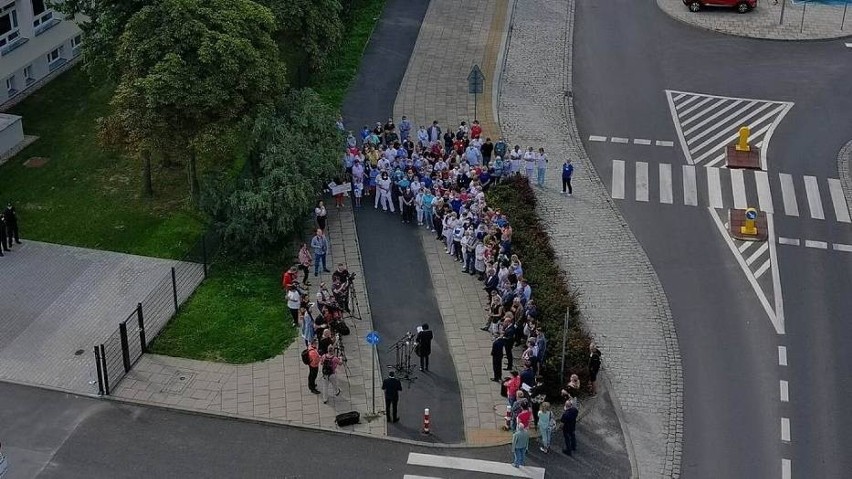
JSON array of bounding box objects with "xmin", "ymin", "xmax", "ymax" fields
[
  {"xmin": 150, "ymin": 259, "xmax": 297, "ymax": 363},
  {"xmin": 487, "ymin": 176, "xmax": 592, "ymax": 396},
  {"xmin": 1, "ymin": 67, "xmax": 204, "ymax": 258}
]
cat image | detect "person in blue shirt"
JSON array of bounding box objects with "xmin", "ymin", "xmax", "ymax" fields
[
  {"xmin": 399, "ymin": 116, "xmax": 412, "ymax": 141},
  {"xmin": 360, "ymin": 125, "xmax": 371, "ymax": 141},
  {"xmin": 397, "ymin": 175, "xmax": 411, "ymax": 213},
  {"xmin": 369, "ymin": 167, "xmax": 379, "ymax": 198},
  {"xmin": 493, "ymin": 156, "xmax": 504, "ymax": 183},
  {"xmin": 422, "ymin": 189, "xmax": 435, "ymax": 231},
  {"xmin": 562, "ymin": 159, "xmax": 574, "ymax": 196},
  {"xmin": 450, "ymin": 196, "xmax": 462, "ymax": 214}
]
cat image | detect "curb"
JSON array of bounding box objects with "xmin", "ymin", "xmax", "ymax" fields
[
  {"xmin": 837, "ymin": 139, "xmax": 852, "ymax": 219},
  {"xmin": 656, "ymin": 0, "xmax": 852, "ymax": 42}
]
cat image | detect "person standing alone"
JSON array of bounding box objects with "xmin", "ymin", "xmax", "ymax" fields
[
  {"xmin": 511, "ymin": 423, "xmax": 530, "ymax": 468},
  {"xmin": 535, "ymin": 148, "xmax": 548, "ymax": 187},
  {"xmin": 306, "ymin": 339, "xmax": 321, "ymax": 395},
  {"xmin": 561, "ymin": 399, "xmax": 578, "ymax": 456},
  {"xmin": 561, "ymin": 159, "xmax": 574, "ymax": 196},
  {"xmin": 416, "ymin": 324, "xmax": 434, "ymax": 372},
  {"xmin": 3, "ymin": 202, "xmax": 20, "ymax": 246},
  {"xmin": 382, "ymin": 371, "xmax": 403, "ymax": 423},
  {"xmin": 311, "ymin": 229, "xmax": 331, "ymax": 276}
]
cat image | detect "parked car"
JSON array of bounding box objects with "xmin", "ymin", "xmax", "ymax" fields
[{"xmin": 683, "ymin": 0, "xmax": 757, "ymax": 13}]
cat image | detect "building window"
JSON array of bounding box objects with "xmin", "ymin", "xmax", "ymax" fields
[
  {"xmin": 23, "ymin": 65, "xmax": 33, "ymax": 84},
  {"xmin": 31, "ymin": 0, "xmax": 47, "ymax": 16},
  {"xmin": 0, "ymin": 4, "xmax": 20, "ymax": 49},
  {"xmin": 5, "ymin": 75, "xmax": 16, "ymax": 96},
  {"xmin": 71, "ymin": 34, "xmax": 82, "ymax": 49},
  {"xmin": 47, "ymin": 47, "xmax": 61, "ymax": 64}
]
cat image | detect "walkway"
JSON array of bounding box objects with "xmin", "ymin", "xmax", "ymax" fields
[
  {"xmin": 113, "ymin": 207, "xmax": 386, "ymax": 437},
  {"xmin": 0, "ymin": 241, "xmax": 198, "ymax": 394},
  {"xmin": 658, "ymin": 0, "xmax": 852, "ymax": 40},
  {"xmin": 500, "ymin": 0, "xmax": 683, "ymax": 477}
]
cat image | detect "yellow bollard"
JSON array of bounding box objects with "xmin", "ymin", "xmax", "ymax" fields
[
  {"xmin": 736, "ymin": 126, "xmax": 751, "ymax": 152},
  {"xmin": 741, "ymin": 208, "xmax": 758, "ymax": 235}
]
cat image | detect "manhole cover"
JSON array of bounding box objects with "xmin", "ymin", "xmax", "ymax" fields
[
  {"xmin": 74, "ymin": 349, "xmax": 85, "ymax": 356},
  {"xmin": 23, "ymin": 157, "xmax": 49, "ymax": 168},
  {"xmin": 161, "ymin": 370, "xmax": 196, "ymax": 395}
]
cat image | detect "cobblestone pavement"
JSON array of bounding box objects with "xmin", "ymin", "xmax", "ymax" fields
[
  {"xmin": 114, "ymin": 207, "xmax": 387, "ymax": 438},
  {"xmin": 0, "ymin": 241, "xmax": 195, "ymax": 394},
  {"xmin": 499, "ymin": 0, "xmax": 684, "ymax": 477},
  {"xmin": 393, "ymin": 0, "xmax": 509, "ymax": 139},
  {"xmin": 658, "ymin": 0, "xmax": 852, "ymax": 40}
]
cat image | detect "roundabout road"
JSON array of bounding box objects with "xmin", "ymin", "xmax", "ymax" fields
[{"xmin": 572, "ymin": 0, "xmax": 852, "ymax": 477}]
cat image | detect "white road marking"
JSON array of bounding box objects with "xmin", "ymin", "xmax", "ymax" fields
[
  {"xmin": 780, "ymin": 380, "xmax": 789, "ymax": 402},
  {"xmin": 707, "ymin": 167, "xmax": 723, "ymax": 208},
  {"xmin": 846, "ymin": 43, "xmax": 852, "ymax": 48},
  {"xmin": 656, "ymin": 140, "xmax": 674, "ymax": 147},
  {"xmin": 754, "ymin": 258, "xmax": 771, "ymax": 279},
  {"xmin": 687, "ymin": 101, "xmax": 765, "ymax": 145},
  {"xmin": 778, "ymin": 346, "xmax": 788, "ymax": 366},
  {"xmin": 659, "ymin": 163, "xmax": 673, "ymax": 204},
  {"xmin": 636, "ymin": 161, "xmax": 649, "ymax": 202},
  {"xmin": 404, "ymin": 476, "xmax": 443, "ymax": 479},
  {"xmin": 633, "ymin": 138, "xmax": 652, "ymax": 145},
  {"xmin": 683, "ymin": 165, "xmax": 698, "ymax": 206},
  {"xmin": 804, "ymin": 176, "xmax": 825, "ymax": 220},
  {"xmin": 679, "ymin": 95, "xmax": 716, "ymax": 117},
  {"xmin": 683, "ymin": 99, "xmax": 745, "ymax": 132},
  {"xmin": 832, "ymin": 243, "xmax": 852, "ymax": 252},
  {"xmin": 779, "ymin": 174, "xmax": 799, "ymax": 217},
  {"xmin": 710, "ymin": 209, "xmax": 783, "ymax": 334},
  {"xmin": 704, "ymin": 152, "xmax": 728, "ymax": 168},
  {"xmin": 739, "ymin": 240, "xmax": 756, "ymax": 253},
  {"xmin": 676, "ymin": 94, "xmax": 702, "ymax": 110},
  {"xmin": 757, "ymin": 102, "xmax": 793, "ymax": 170},
  {"xmin": 746, "ymin": 242, "xmax": 769, "ymax": 265},
  {"xmin": 754, "ymin": 170, "xmax": 774, "ymax": 214},
  {"xmin": 766, "ymin": 212, "xmax": 785, "ymax": 335},
  {"xmin": 673, "ymin": 92, "xmax": 687, "ymax": 102},
  {"xmin": 589, "ymin": 135, "xmax": 607, "ymax": 142},
  {"xmin": 693, "ymin": 114, "xmax": 778, "ymax": 164},
  {"xmin": 781, "ymin": 417, "xmax": 791, "ymax": 442},
  {"xmin": 778, "ymin": 237, "xmax": 800, "ymax": 246},
  {"xmin": 611, "ymin": 137, "xmax": 629, "ymax": 144},
  {"xmin": 827, "ymin": 178, "xmax": 851, "ymax": 223},
  {"xmin": 782, "ymin": 459, "xmax": 792, "ymax": 479},
  {"xmin": 407, "ymin": 453, "xmax": 546, "ymax": 479},
  {"xmin": 730, "ymin": 169, "xmax": 747, "ymax": 209},
  {"xmin": 612, "ymin": 160, "xmax": 625, "ymax": 199},
  {"xmin": 804, "ymin": 240, "xmax": 828, "ymax": 249}
]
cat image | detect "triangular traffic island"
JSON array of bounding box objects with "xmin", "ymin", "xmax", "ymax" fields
[{"xmin": 728, "ymin": 208, "xmax": 768, "ymax": 242}]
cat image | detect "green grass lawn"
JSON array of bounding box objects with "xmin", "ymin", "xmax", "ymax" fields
[
  {"xmin": 1, "ymin": 68, "xmax": 204, "ymax": 258},
  {"xmin": 150, "ymin": 259, "xmax": 296, "ymax": 363}
]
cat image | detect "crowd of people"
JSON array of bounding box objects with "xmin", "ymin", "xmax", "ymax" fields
[{"xmin": 0, "ymin": 202, "xmax": 22, "ymax": 257}]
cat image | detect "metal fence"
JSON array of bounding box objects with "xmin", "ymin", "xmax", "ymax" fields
[{"xmin": 92, "ymin": 230, "xmax": 218, "ymax": 395}]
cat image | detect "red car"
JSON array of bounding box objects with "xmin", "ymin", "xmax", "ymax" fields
[{"xmin": 683, "ymin": 0, "xmax": 757, "ymax": 13}]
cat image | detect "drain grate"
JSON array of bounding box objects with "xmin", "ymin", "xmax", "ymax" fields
[{"xmin": 161, "ymin": 370, "xmax": 196, "ymax": 395}]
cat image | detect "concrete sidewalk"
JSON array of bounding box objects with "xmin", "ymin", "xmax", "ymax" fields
[{"xmin": 113, "ymin": 207, "xmax": 387, "ymax": 438}]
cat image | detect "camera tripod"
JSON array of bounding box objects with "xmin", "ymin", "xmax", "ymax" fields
[
  {"xmin": 335, "ymin": 333, "xmax": 352, "ymax": 378},
  {"xmin": 343, "ymin": 277, "xmax": 363, "ymax": 321}
]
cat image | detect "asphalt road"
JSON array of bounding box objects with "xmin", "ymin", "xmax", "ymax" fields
[
  {"xmin": 338, "ymin": 0, "xmax": 466, "ymax": 444},
  {"xmin": 0, "ymin": 381, "xmax": 627, "ymax": 479},
  {"xmin": 573, "ymin": 0, "xmax": 852, "ymax": 477}
]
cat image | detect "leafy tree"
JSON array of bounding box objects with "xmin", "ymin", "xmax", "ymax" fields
[
  {"xmin": 203, "ymin": 89, "xmax": 344, "ymax": 256},
  {"xmin": 104, "ymin": 0, "xmax": 287, "ymax": 202},
  {"xmin": 257, "ymin": 0, "xmax": 344, "ymax": 72}
]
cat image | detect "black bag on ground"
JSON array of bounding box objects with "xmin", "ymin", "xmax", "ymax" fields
[{"xmin": 335, "ymin": 411, "xmax": 360, "ymax": 427}]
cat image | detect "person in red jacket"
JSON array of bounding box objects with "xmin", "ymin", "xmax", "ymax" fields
[
  {"xmin": 470, "ymin": 119, "xmax": 482, "ymax": 139},
  {"xmin": 282, "ymin": 265, "xmax": 298, "ymax": 290}
]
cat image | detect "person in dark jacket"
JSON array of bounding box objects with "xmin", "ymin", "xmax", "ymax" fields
[
  {"xmin": 415, "ymin": 323, "xmax": 434, "ymax": 372},
  {"xmin": 4, "ymin": 203, "xmax": 20, "ymax": 245},
  {"xmin": 382, "ymin": 371, "xmax": 403, "ymax": 423},
  {"xmin": 561, "ymin": 399, "xmax": 578, "ymax": 455},
  {"xmin": 491, "ymin": 335, "xmax": 505, "ymax": 382},
  {"xmin": 588, "ymin": 342, "xmax": 602, "ymax": 395},
  {"xmin": 561, "ymin": 159, "xmax": 574, "ymax": 196},
  {"xmin": 0, "ymin": 212, "xmax": 7, "ymax": 256}
]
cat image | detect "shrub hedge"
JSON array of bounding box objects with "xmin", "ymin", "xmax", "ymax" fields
[{"xmin": 487, "ymin": 176, "xmax": 592, "ymax": 397}]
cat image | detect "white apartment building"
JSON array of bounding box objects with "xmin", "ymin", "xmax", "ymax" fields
[{"xmin": 0, "ymin": 0, "xmax": 82, "ymax": 110}]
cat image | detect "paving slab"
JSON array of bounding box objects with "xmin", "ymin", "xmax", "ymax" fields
[{"xmin": 0, "ymin": 241, "xmax": 198, "ymax": 394}]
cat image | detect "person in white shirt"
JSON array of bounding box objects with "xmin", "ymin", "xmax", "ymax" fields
[
  {"xmin": 286, "ymin": 285, "xmax": 302, "ymax": 327},
  {"xmin": 376, "ymin": 172, "xmax": 395, "ymax": 212},
  {"xmin": 523, "ymin": 147, "xmax": 536, "ymax": 181},
  {"xmin": 414, "ymin": 190, "xmax": 424, "ymax": 226},
  {"xmin": 509, "ymin": 146, "xmax": 523, "ymax": 176},
  {"xmin": 535, "ymin": 148, "xmax": 548, "ymax": 187},
  {"xmin": 377, "ymin": 157, "xmax": 390, "ymax": 172}
]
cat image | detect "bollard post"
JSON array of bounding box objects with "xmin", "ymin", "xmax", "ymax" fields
[
  {"xmin": 741, "ymin": 208, "xmax": 759, "ymax": 236},
  {"xmin": 422, "ymin": 408, "xmax": 431, "ymax": 435},
  {"xmin": 735, "ymin": 126, "xmax": 751, "ymax": 152},
  {"xmin": 94, "ymin": 346, "xmax": 105, "ymax": 395},
  {"xmin": 504, "ymin": 405, "xmax": 512, "ymax": 431}
]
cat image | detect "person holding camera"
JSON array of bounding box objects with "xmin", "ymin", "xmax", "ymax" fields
[{"xmin": 415, "ymin": 323, "xmax": 433, "ymax": 372}]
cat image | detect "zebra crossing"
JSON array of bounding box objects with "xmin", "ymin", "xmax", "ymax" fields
[
  {"xmin": 404, "ymin": 452, "xmax": 546, "ymax": 479},
  {"xmin": 610, "ymin": 160, "xmax": 852, "ymax": 224},
  {"xmin": 666, "ymin": 90, "xmax": 794, "ymax": 169}
]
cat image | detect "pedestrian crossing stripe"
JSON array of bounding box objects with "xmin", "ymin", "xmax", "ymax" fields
[
  {"xmin": 406, "ymin": 452, "xmax": 546, "ymax": 479},
  {"xmin": 665, "ymin": 90, "xmax": 794, "ymax": 170},
  {"xmin": 609, "ymin": 160, "xmax": 852, "ymax": 224}
]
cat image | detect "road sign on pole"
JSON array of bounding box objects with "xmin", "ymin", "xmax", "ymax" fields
[
  {"xmin": 366, "ymin": 331, "xmax": 380, "ymax": 414},
  {"xmin": 467, "ymin": 65, "xmax": 485, "ymax": 122}
]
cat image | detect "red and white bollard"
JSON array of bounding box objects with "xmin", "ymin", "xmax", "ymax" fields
[
  {"xmin": 422, "ymin": 408, "xmax": 431, "ymax": 435},
  {"xmin": 504, "ymin": 405, "xmax": 512, "ymax": 431}
]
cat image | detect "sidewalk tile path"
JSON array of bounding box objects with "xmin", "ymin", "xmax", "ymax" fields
[
  {"xmin": 500, "ymin": 0, "xmax": 683, "ymax": 477},
  {"xmin": 114, "ymin": 208, "xmax": 387, "ymax": 437},
  {"xmin": 0, "ymin": 241, "xmax": 198, "ymax": 394},
  {"xmin": 658, "ymin": 0, "xmax": 852, "ymax": 40}
]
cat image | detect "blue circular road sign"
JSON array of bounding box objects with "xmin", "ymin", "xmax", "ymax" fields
[{"xmin": 366, "ymin": 331, "xmax": 380, "ymax": 345}]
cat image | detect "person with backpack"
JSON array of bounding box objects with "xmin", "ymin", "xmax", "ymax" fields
[
  {"xmin": 320, "ymin": 348, "xmax": 343, "ymax": 404},
  {"xmin": 302, "ymin": 339, "xmax": 321, "ymax": 395},
  {"xmin": 562, "ymin": 158, "xmax": 574, "ymax": 196}
]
